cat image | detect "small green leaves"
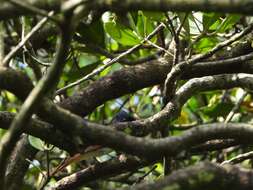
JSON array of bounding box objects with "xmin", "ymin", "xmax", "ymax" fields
[
  {"xmin": 136, "ymin": 11, "xmax": 155, "ymax": 39},
  {"xmin": 28, "ymin": 135, "xmax": 45, "ymax": 151},
  {"xmin": 201, "ymin": 102, "xmax": 234, "ymax": 118},
  {"xmin": 194, "ymin": 36, "xmax": 219, "ymax": 53},
  {"xmin": 203, "ymin": 13, "xmax": 241, "ymax": 32},
  {"xmin": 203, "ymin": 12, "xmax": 221, "ymax": 31},
  {"xmin": 217, "ymin": 14, "xmax": 241, "ymax": 33},
  {"xmin": 103, "ymin": 14, "xmax": 141, "ymax": 46}
]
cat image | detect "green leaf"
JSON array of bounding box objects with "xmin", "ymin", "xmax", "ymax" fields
[
  {"xmin": 67, "ymin": 54, "xmax": 101, "ymax": 82},
  {"xmin": 201, "ymin": 102, "xmax": 234, "ymax": 118},
  {"xmin": 28, "ymin": 135, "xmax": 45, "ymax": 151},
  {"xmin": 143, "ymin": 11, "xmax": 164, "ymax": 21},
  {"xmin": 194, "ymin": 36, "xmax": 218, "ymax": 53},
  {"xmin": 68, "ymin": 61, "xmax": 101, "ymax": 82},
  {"xmin": 126, "ymin": 13, "xmax": 138, "ymax": 31},
  {"xmin": 217, "ymin": 14, "xmax": 241, "ymax": 33},
  {"xmin": 78, "ymin": 53, "xmax": 98, "ymax": 67},
  {"xmin": 137, "ymin": 11, "xmax": 145, "ymax": 37},
  {"xmin": 203, "ymin": 13, "xmax": 221, "ymax": 31},
  {"xmin": 188, "ymin": 96, "xmax": 199, "ymax": 111},
  {"xmin": 104, "ymin": 20, "xmax": 141, "ymax": 46},
  {"xmin": 136, "ymin": 11, "xmax": 155, "ymax": 39},
  {"xmin": 76, "ymin": 20, "xmax": 105, "ymax": 47}
]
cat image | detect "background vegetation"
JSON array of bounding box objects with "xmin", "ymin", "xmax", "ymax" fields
[{"xmin": 1, "ymin": 0, "xmax": 253, "ymax": 189}]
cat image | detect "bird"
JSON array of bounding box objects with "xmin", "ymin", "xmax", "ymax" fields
[{"xmin": 111, "ymin": 110, "xmax": 135, "ymax": 123}]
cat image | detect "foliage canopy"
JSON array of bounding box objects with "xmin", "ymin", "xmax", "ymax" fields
[{"xmin": 1, "ymin": 1, "xmax": 253, "ymax": 190}]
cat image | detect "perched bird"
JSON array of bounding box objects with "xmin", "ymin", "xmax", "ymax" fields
[{"xmin": 111, "ymin": 110, "xmax": 135, "ymax": 123}]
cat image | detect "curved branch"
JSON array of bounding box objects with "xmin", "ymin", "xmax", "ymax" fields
[
  {"xmin": 59, "ymin": 54, "xmax": 253, "ymax": 116},
  {"xmin": 118, "ymin": 73, "xmax": 253, "ymax": 135},
  {"xmin": 18, "ymin": 73, "xmax": 253, "ymax": 159},
  {"xmin": 0, "ymin": 12, "xmax": 74, "ymax": 187},
  {"xmin": 0, "ymin": 68, "xmax": 33, "ymax": 101},
  {"xmin": 3, "ymin": 68, "xmax": 253, "ymax": 189},
  {"xmin": 49, "ymin": 74, "xmax": 253, "ymax": 159},
  {"xmin": 5, "ymin": 135, "xmax": 37, "ymax": 190},
  {"xmin": 1, "ymin": 0, "xmax": 253, "ymax": 21},
  {"xmin": 163, "ymin": 22, "xmax": 253, "ymax": 103},
  {"xmin": 52, "ymin": 139, "xmax": 241, "ymax": 190},
  {"xmin": 53, "ymin": 157, "xmax": 146, "ymax": 190},
  {"xmin": 1, "ymin": 47, "xmax": 253, "ymax": 119},
  {"xmin": 0, "ymin": 0, "xmax": 61, "ymax": 20},
  {"xmin": 0, "ymin": 111, "xmax": 77, "ymax": 152},
  {"xmin": 78, "ymin": 122, "xmax": 253, "ymax": 160},
  {"xmin": 122, "ymin": 162, "xmax": 253, "ymax": 190},
  {"xmin": 65, "ymin": 0, "xmax": 253, "ymax": 15}
]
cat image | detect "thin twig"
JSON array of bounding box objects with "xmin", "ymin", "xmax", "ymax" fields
[
  {"xmin": 0, "ymin": 22, "xmax": 5, "ymax": 63},
  {"xmin": 163, "ymin": 13, "xmax": 189, "ymax": 106},
  {"xmin": 225, "ymin": 90, "xmax": 247, "ymax": 123},
  {"xmin": 191, "ymin": 13, "xmax": 202, "ymax": 34},
  {"xmin": 0, "ymin": 11, "xmax": 74, "ymax": 188},
  {"xmin": 76, "ymin": 37, "xmax": 162, "ymax": 65},
  {"xmin": 56, "ymin": 23, "xmax": 166, "ymax": 95},
  {"xmin": 221, "ymin": 151, "xmax": 253, "ymax": 165},
  {"xmin": 29, "ymin": 53, "xmax": 52, "ymax": 67},
  {"xmin": 164, "ymin": 13, "xmax": 177, "ymax": 37},
  {"xmin": 146, "ymin": 39, "xmax": 173, "ymax": 56},
  {"xmin": 164, "ymin": 14, "xmax": 179, "ymax": 64},
  {"xmin": 163, "ymin": 21, "xmax": 253, "ymax": 104},
  {"xmin": 1, "ymin": 11, "xmax": 54, "ymax": 67},
  {"xmin": 186, "ymin": 32, "xmax": 206, "ymax": 59},
  {"xmin": 133, "ymin": 165, "xmax": 157, "ymax": 185},
  {"xmin": 174, "ymin": 13, "xmax": 188, "ymax": 62},
  {"xmin": 176, "ymin": 13, "xmax": 188, "ymax": 36},
  {"xmin": 38, "ymin": 149, "xmax": 51, "ymax": 190}
]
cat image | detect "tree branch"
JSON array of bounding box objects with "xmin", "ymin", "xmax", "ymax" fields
[
  {"xmin": 0, "ymin": 0, "xmax": 61, "ymax": 20},
  {"xmin": 122, "ymin": 162, "xmax": 253, "ymax": 190},
  {"xmin": 0, "ymin": 111, "xmax": 77, "ymax": 152},
  {"xmin": 0, "ymin": 11, "xmax": 74, "ymax": 187},
  {"xmin": 53, "ymin": 156, "xmax": 146, "ymax": 190},
  {"xmin": 5, "ymin": 135, "xmax": 37, "ymax": 190},
  {"xmin": 63, "ymin": 0, "xmax": 253, "ymax": 16},
  {"xmin": 60, "ymin": 53, "xmax": 253, "ymax": 117},
  {"xmin": 163, "ymin": 22, "xmax": 253, "ymax": 103}
]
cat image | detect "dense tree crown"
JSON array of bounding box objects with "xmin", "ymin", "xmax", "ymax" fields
[{"xmin": 1, "ymin": 0, "xmax": 253, "ymax": 190}]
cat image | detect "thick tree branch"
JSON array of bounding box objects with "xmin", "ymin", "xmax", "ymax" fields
[
  {"xmin": 1, "ymin": 44, "xmax": 253, "ymax": 119},
  {"xmin": 64, "ymin": 0, "xmax": 253, "ymax": 15},
  {"xmin": 0, "ymin": 111, "xmax": 77, "ymax": 152},
  {"xmin": 3, "ymin": 71, "xmax": 253, "ymax": 189},
  {"xmin": 0, "ymin": 0, "xmax": 61, "ymax": 20},
  {"xmin": 53, "ymin": 157, "xmax": 146, "ymax": 190},
  {"xmin": 0, "ymin": 11, "xmax": 74, "ymax": 187},
  {"xmin": 122, "ymin": 162, "xmax": 253, "ymax": 190},
  {"xmin": 4, "ymin": 70, "xmax": 253, "ymax": 152},
  {"xmin": 5, "ymin": 135, "xmax": 37, "ymax": 190},
  {"xmin": 17, "ymin": 73, "xmax": 253, "ymax": 160},
  {"xmin": 60, "ymin": 54, "xmax": 253, "ymax": 117},
  {"xmin": 163, "ymin": 22, "xmax": 253, "ymax": 103},
  {"xmin": 52, "ymin": 140, "xmax": 241, "ymax": 190},
  {"xmin": 43, "ymin": 74, "xmax": 253, "ymax": 160},
  {"xmin": 0, "ymin": 68, "xmax": 33, "ymax": 100},
  {"xmin": 3, "ymin": 1, "xmax": 253, "ymax": 189},
  {"xmin": 1, "ymin": 0, "xmax": 253, "ymax": 21}
]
